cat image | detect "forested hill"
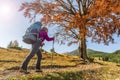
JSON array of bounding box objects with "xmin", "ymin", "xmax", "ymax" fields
[
  {"xmin": 67, "ymin": 49, "xmax": 120, "ymax": 64},
  {"xmin": 67, "ymin": 49, "xmax": 110, "ymax": 56}
]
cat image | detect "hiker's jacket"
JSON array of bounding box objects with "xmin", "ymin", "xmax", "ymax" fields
[{"xmin": 38, "ymin": 30, "xmax": 54, "ymax": 46}]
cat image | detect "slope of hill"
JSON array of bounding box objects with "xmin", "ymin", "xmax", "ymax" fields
[
  {"xmin": 0, "ymin": 47, "xmax": 120, "ymax": 80},
  {"xmin": 68, "ymin": 48, "xmax": 120, "ymax": 56},
  {"xmin": 68, "ymin": 48, "xmax": 120, "ymax": 65},
  {"xmin": 67, "ymin": 48, "xmax": 108, "ymax": 56},
  {"xmin": 113, "ymin": 50, "xmax": 120, "ymax": 54}
]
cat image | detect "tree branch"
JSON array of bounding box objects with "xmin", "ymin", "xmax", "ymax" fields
[{"xmin": 67, "ymin": 0, "xmax": 76, "ymax": 13}]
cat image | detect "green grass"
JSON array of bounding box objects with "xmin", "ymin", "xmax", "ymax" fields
[
  {"xmin": 68, "ymin": 48, "xmax": 120, "ymax": 64},
  {"xmin": 0, "ymin": 48, "xmax": 80, "ymax": 71},
  {"xmin": 0, "ymin": 47, "xmax": 120, "ymax": 80},
  {"xmin": 8, "ymin": 67, "xmax": 120, "ymax": 80}
]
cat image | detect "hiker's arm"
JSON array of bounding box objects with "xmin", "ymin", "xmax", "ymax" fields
[{"xmin": 44, "ymin": 32, "xmax": 54, "ymax": 41}]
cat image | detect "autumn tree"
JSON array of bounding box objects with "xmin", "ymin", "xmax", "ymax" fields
[{"xmin": 19, "ymin": 0, "xmax": 120, "ymax": 61}]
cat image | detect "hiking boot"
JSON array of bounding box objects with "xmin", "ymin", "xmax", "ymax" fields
[
  {"xmin": 19, "ymin": 68, "xmax": 30, "ymax": 74},
  {"xmin": 36, "ymin": 69, "xmax": 43, "ymax": 72}
]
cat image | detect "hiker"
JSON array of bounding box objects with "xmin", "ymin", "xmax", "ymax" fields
[{"xmin": 20, "ymin": 27, "xmax": 54, "ymax": 73}]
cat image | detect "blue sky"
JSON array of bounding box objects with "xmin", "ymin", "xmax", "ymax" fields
[{"xmin": 0, "ymin": 0, "xmax": 120, "ymax": 53}]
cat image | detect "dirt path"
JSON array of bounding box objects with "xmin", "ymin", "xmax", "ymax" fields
[{"xmin": 0, "ymin": 63, "xmax": 102, "ymax": 79}]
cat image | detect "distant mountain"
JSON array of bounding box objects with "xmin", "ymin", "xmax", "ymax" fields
[
  {"xmin": 113, "ymin": 50, "xmax": 120, "ymax": 54},
  {"xmin": 67, "ymin": 48, "xmax": 120, "ymax": 60},
  {"xmin": 67, "ymin": 48, "xmax": 120, "ymax": 63},
  {"xmin": 67, "ymin": 49, "xmax": 79, "ymax": 56},
  {"xmin": 67, "ymin": 49, "xmax": 109, "ymax": 56}
]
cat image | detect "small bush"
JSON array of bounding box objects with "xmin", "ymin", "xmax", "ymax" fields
[
  {"xmin": 8, "ymin": 46, "xmax": 22, "ymax": 50},
  {"xmin": 102, "ymin": 56, "xmax": 109, "ymax": 61}
]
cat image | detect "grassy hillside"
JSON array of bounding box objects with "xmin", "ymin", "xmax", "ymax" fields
[
  {"xmin": 0, "ymin": 47, "xmax": 79, "ymax": 71},
  {"xmin": 0, "ymin": 47, "xmax": 120, "ymax": 80},
  {"xmin": 113, "ymin": 50, "xmax": 120, "ymax": 54},
  {"xmin": 68, "ymin": 48, "xmax": 120, "ymax": 64},
  {"xmin": 68, "ymin": 49, "xmax": 108, "ymax": 56}
]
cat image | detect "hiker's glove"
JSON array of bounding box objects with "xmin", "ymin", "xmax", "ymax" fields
[{"xmin": 41, "ymin": 43, "xmax": 45, "ymax": 47}]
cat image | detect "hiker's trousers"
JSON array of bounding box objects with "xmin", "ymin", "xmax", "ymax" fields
[{"xmin": 21, "ymin": 40, "xmax": 42, "ymax": 70}]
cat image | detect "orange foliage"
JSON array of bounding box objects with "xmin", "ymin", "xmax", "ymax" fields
[{"xmin": 19, "ymin": 0, "xmax": 120, "ymax": 45}]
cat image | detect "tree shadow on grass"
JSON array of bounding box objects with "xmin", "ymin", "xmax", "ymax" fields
[
  {"xmin": 41, "ymin": 65, "xmax": 77, "ymax": 69},
  {"xmin": 5, "ymin": 60, "xmax": 105, "ymax": 71},
  {"xmin": 6, "ymin": 66, "xmax": 20, "ymax": 70},
  {"xmin": 0, "ymin": 60, "xmax": 20, "ymax": 63},
  {"xmin": 6, "ymin": 64, "xmax": 78, "ymax": 71}
]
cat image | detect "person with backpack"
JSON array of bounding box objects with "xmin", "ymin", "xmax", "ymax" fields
[{"xmin": 20, "ymin": 22, "xmax": 54, "ymax": 73}]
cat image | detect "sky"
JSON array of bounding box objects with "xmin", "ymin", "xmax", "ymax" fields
[{"xmin": 0, "ymin": 0, "xmax": 120, "ymax": 53}]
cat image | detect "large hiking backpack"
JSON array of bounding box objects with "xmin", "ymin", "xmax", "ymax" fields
[{"xmin": 22, "ymin": 22, "xmax": 42, "ymax": 44}]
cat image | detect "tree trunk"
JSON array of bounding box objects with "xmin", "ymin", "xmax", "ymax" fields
[{"xmin": 78, "ymin": 33, "xmax": 88, "ymax": 61}]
